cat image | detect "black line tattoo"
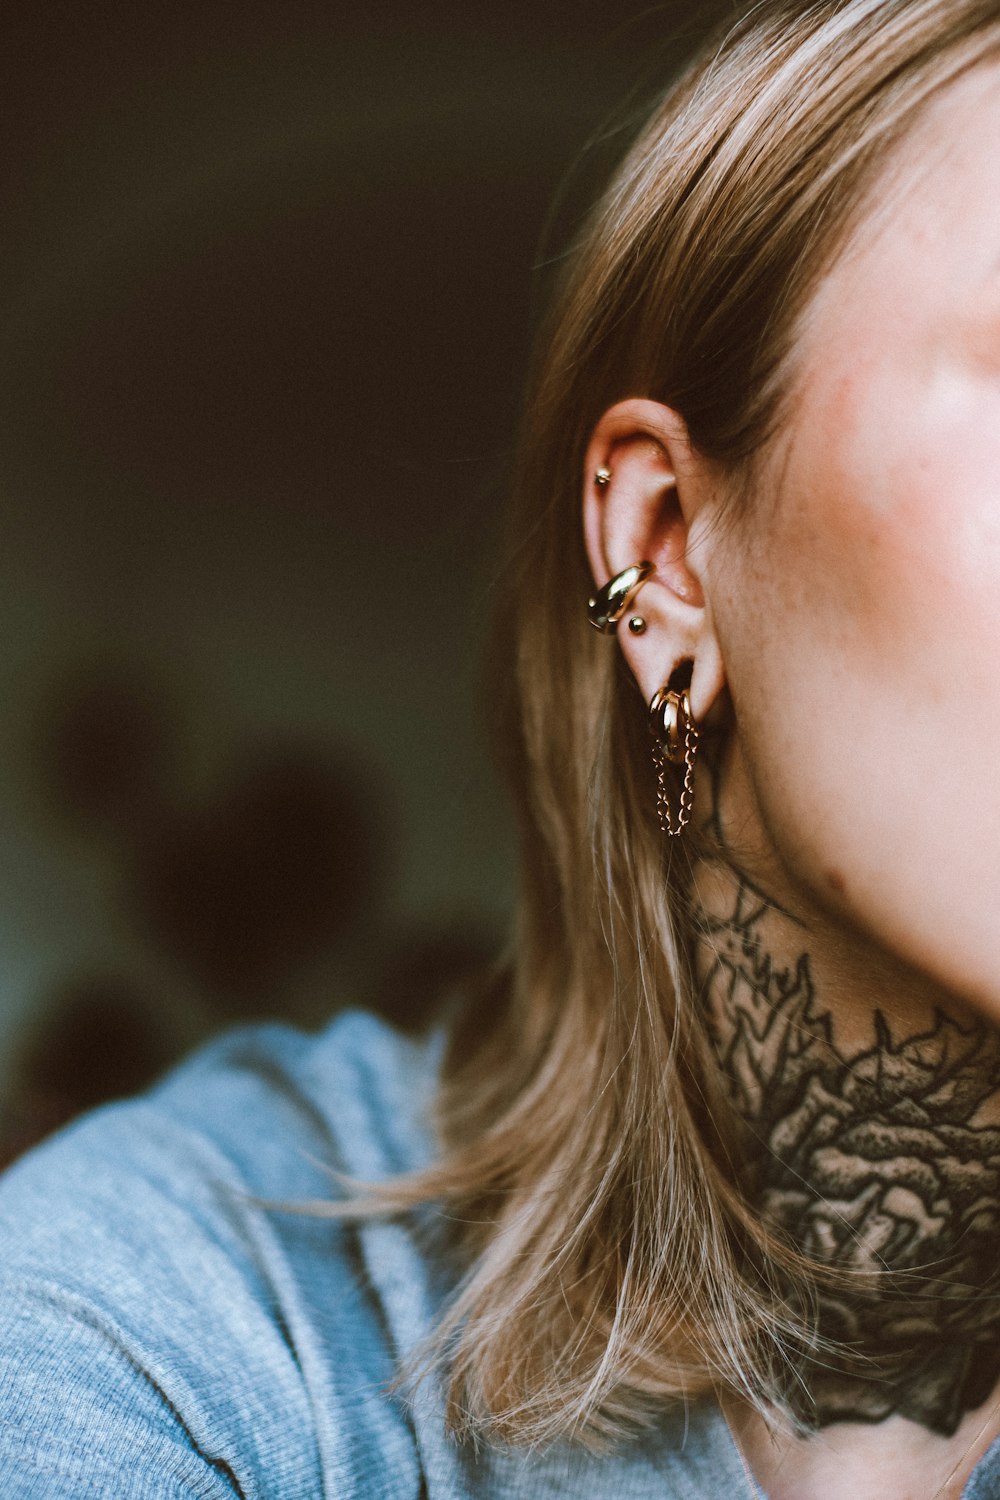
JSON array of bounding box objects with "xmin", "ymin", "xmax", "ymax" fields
[{"xmin": 696, "ymin": 871, "xmax": 1000, "ymax": 1436}]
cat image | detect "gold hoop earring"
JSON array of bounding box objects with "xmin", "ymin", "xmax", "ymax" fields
[
  {"xmin": 648, "ymin": 683, "xmax": 699, "ymax": 836},
  {"xmin": 587, "ymin": 561, "xmax": 653, "ymax": 635}
]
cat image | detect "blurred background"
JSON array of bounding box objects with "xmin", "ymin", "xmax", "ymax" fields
[{"xmin": 0, "ymin": 0, "xmax": 726, "ymax": 1160}]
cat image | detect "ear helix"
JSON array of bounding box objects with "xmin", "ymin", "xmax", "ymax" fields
[
  {"xmin": 586, "ymin": 467, "xmax": 700, "ymax": 834},
  {"xmin": 587, "ymin": 465, "xmax": 654, "ymax": 636}
]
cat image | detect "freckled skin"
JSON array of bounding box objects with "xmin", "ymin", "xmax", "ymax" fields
[
  {"xmin": 704, "ymin": 62, "xmax": 1000, "ymax": 1018},
  {"xmin": 585, "ymin": 58, "xmax": 1000, "ymax": 1496},
  {"xmin": 683, "ymin": 60, "xmax": 1000, "ymax": 1498}
]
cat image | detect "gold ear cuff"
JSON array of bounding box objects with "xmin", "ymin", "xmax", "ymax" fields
[{"xmin": 586, "ymin": 562, "xmax": 653, "ymax": 635}]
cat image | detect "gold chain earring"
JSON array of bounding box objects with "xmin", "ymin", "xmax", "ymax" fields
[{"xmin": 648, "ymin": 682, "xmax": 699, "ymax": 836}]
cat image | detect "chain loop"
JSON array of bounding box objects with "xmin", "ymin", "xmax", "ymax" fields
[{"xmin": 648, "ymin": 687, "xmax": 699, "ymax": 837}]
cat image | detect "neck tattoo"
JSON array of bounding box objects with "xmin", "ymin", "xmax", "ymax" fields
[{"xmin": 693, "ymin": 867, "xmax": 1000, "ymax": 1436}]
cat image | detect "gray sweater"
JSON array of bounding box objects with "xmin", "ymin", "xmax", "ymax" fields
[{"xmin": 0, "ymin": 1010, "xmax": 997, "ymax": 1498}]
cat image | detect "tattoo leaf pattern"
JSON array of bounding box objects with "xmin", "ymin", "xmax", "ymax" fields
[{"xmin": 698, "ymin": 877, "xmax": 1000, "ymax": 1435}]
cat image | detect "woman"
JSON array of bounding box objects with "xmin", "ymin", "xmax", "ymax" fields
[{"xmin": 3, "ymin": 1, "xmax": 1000, "ymax": 1495}]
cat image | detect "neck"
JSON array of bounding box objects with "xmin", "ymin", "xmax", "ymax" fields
[{"xmin": 689, "ymin": 842, "xmax": 1000, "ymax": 1437}]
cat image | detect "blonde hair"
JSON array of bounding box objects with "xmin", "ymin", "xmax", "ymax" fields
[{"xmin": 362, "ymin": 0, "xmax": 1000, "ymax": 1449}]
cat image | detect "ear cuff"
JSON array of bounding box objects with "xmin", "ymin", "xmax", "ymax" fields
[{"xmin": 586, "ymin": 562, "xmax": 653, "ymax": 635}]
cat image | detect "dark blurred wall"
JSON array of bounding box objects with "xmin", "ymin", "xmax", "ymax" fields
[{"xmin": 0, "ymin": 0, "xmax": 725, "ymax": 1115}]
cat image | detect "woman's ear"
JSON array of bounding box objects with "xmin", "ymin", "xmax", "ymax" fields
[{"xmin": 583, "ymin": 398, "xmax": 726, "ymax": 723}]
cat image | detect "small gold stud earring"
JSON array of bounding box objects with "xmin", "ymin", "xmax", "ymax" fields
[
  {"xmin": 595, "ymin": 467, "xmax": 612, "ymax": 487},
  {"xmin": 627, "ymin": 616, "xmax": 646, "ymax": 635}
]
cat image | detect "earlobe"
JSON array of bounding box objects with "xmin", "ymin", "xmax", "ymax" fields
[{"xmin": 582, "ymin": 398, "xmax": 727, "ymax": 724}]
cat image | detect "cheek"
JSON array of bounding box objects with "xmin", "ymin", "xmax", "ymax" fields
[{"xmin": 716, "ymin": 414, "xmax": 1000, "ymax": 1017}]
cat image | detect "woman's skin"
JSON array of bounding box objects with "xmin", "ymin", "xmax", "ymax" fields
[{"xmin": 583, "ymin": 60, "xmax": 1000, "ymax": 1500}]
